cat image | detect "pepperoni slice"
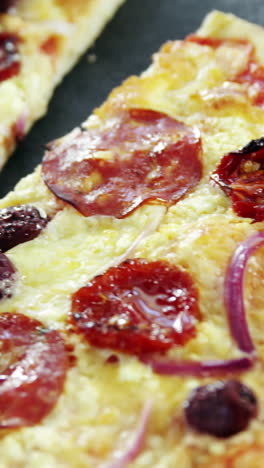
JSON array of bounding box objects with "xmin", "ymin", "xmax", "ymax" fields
[
  {"xmin": 0, "ymin": 33, "xmax": 20, "ymax": 82},
  {"xmin": 42, "ymin": 109, "xmax": 202, "ymax": 218},
  {"xmin": 0, "ymin": 312, "xmax": 67, "ymax": 428},
  {"xmin": 70, "ymin": 259, "xmax": 200, "ymax": 356},
  {"xmin": 211, "ymin": 137, "xmax": 264, "ymax": 221}
]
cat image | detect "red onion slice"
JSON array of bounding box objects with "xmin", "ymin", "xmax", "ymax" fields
[
  {"xmin": 224, "ymin": 231, "xmax": 264, "ymax": 353},
  {"xmin": 103, "ymin": 400, "xmax": 152, "ymax": 468},
  {"xmin": 141, "ymin": 355, "xmax": 255, "ymax": 376}
]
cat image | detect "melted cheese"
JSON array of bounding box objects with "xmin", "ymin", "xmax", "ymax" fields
[{"xmin": 0, "ymin": 10, "xmax": 264, "ymax": 467}]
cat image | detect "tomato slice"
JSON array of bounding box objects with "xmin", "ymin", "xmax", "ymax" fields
[{"xmin": 212, "ymin": 137, "xmax": 264, "ymax": 221}]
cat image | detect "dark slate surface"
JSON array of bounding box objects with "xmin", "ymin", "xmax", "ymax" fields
[{"xmin": 0, "ymin": 0, "xmax": 264, "ymax": 197}]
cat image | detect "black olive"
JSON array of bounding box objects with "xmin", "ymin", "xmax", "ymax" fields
[{"xmin": 184, "ymin": 380, "xmax": 257, "ymax": 438}]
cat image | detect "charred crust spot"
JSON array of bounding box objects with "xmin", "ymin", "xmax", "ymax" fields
[{"xmin": 238, "ymin": 137, "xmax": 264, "ymax": 155}]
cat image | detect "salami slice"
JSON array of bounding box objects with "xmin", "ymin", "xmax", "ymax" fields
[
  {"xmin": 42, "ymin": 109, "xmax": 202, "ymax": 218},
  {"xmin": 0, "ymin": 312, "xmax": 67, "ymax": 428},
  {"xmin": 211, "ymin": 137, "xmax": 264, "ymax": 221},
  {"xmin": 70, "ymin": 259, "xmax": 200, "ymax": 356}
]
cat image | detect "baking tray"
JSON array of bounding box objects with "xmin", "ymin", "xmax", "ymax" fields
[{"xmin": 0, "ymin": 0, "xmax": 263, "ymax": 197}]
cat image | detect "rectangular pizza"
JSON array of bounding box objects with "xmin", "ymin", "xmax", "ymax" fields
[
  {"xmin": 0, "ymin": 0, "xmax": 125, "ymax": 168},
  {"xmin": 0, "ymin": 9, "xmax": 263, "ymax": 468}
]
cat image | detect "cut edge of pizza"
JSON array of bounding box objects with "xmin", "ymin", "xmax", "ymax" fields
[
  {"xmin": 0, "ymin": 0, "xmax": 125, "ymax": 168},
  {"xmin": 0, "ymin": 9, "xmax": 264, "ymax": 468}
]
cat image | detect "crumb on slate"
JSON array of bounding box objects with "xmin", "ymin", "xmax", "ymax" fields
[{"xmin": 87, "ymin": 53, "xmax": 97, "ymax": 64}]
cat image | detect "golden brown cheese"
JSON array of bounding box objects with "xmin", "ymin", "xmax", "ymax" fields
[
  {"xmin": 0, "ymin": 0, "xmax": 125, "ymax": 168},
  {"xmin": 1, "ymin": 10, "xmax": 264, "ymax": 467}
]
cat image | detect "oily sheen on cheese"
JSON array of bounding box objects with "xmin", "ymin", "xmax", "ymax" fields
[
  {"xmin": 1, "ymin": 10, "xmax": 264, "ymax": 468},
  {"xmin": 0, "ymin": 0, "xmax": 125, "ymax": 168}
]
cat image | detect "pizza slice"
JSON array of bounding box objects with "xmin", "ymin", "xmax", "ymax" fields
[
  {"xmin": 0, "ymin": 9, "xmax": 264, "ymax": 468},
  {"xmin": 0, "ymin": 0, "xmax": 125, "ymax": 168}
]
